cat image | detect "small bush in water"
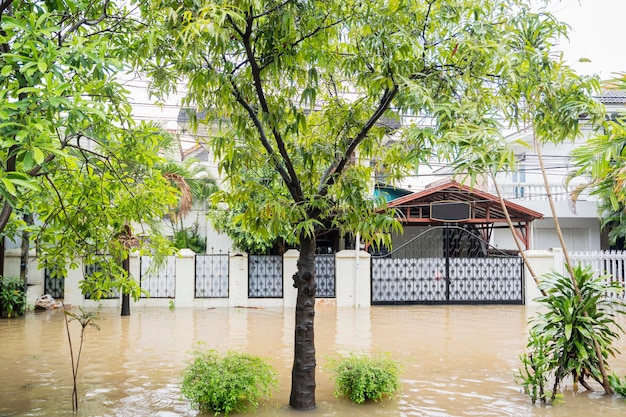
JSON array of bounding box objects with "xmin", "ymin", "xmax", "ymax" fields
[
  {"xmin": 181, "ymin": 349, "xmax": 277, "ymax": 415},
  {"xmin": 0, "ymin": 276, "xmax": 27, "ymax": 318},
  {"xmin": 328, "ymin": 352, "xmax": 401, "ymax": 404}
]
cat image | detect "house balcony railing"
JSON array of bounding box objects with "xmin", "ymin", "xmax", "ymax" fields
[{"xmin": 487, "ymin": 182, "xmax": 592, "ymax": 202}]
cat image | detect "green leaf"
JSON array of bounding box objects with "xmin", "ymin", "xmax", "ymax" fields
[
  {"xmin": 33, "ymin": 147, "xmax": 45, "ymax": 164},
  {"xmin": 1, "ymin": 178, "xmax": 17, "ymax": 195}
]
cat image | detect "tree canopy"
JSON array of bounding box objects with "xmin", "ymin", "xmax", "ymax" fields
[
  {"xmin": 570, "ymin": 75, "xmax": 626, "ymax": 245},
  {"xmin": 132, "ymin": 0, "xmax": 603, "ymax": 409},
  {"xmin": 0, "ymin": 1, "xmax": 182, "ymax": 302}
]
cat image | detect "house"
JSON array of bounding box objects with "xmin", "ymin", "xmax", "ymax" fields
[
  {"xmin": 5, "ymin": 82, "xmax": 623, "ymax": 308},
  {"xmin": 383, "ymin": 91, "xmax": 626, "ymax": 254}
]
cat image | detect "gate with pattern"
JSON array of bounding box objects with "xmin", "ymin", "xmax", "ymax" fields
[{"xmin": 371, "ymin": 225, "xmax": 524, "ymax": 304}]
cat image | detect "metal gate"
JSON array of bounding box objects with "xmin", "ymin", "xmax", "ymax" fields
[{"xmin": 371, "ymin": 225, "xmax": 524, "ymax": 304}]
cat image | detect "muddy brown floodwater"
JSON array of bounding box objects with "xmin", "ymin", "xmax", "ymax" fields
[{"xmin": 0, "ymin": 304, "xmax": 625, "ymax": 416}]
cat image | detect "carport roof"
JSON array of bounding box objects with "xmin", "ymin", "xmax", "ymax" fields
[
  {"xmin": 386, "ymin": 181, "xmax": 543, "ymax": 250},
  {"xmin": 387, "ymin": 181, "xmax": 543, "ymax": 224}
]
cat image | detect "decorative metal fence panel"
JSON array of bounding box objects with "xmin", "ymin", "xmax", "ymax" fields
[
  {"xmin": 571, "ymin": 250, "xmax": 626, "ymax": 300},
  {"xmin": 315, "ymin": 254, "xmax": 336, "ymax": 298},
  {"xmin": 372, "ymin": 258, "xmax": 447, "ymax": 303},
  {"xmin": 195, "ymin": 253, "xmax": 229, "ymax": 298},
  {"xmin": 249, "ymin": 255, "xmax": 283, "ymax": 298},
  {"xmin": 44, "ymin": 269, "xmax": 65, "ymax": 300},
  {"xmin": 448, "ymin": 257, "xmax": 523, "ymax": 302},
  {"xmin": 84, "ymin": 262, "xmax": 120, "ymax": 300},
  {"xmin": 372, "ymin": 225, "xmax": 524, "ymax": 304},
  {"xmin": 140, "ymin": 256, "xmax": 176, "ymax": 298}
]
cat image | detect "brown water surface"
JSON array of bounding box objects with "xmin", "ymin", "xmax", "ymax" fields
[{"xmin": 1, "ymin": 305, "xmax": 625, "ymax": 416}]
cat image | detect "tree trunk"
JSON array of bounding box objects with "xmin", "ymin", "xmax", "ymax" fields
[
  {"xmin": 120, "ymin": 255, "xmax": 131, "ymax": 317},
  {"xmin": 289, "ymin": 234, "xmax": 317, "ymax": 410},
  {"xmin": 0, "ymin": 236, "xmax": 4, "ymax": 276},
  {"xmin": 20, "ymin": 214, "xmax": 33, "ymax": 284},
  {"xmin": 121, "ymin": 293, "xmax": 130, "ymax": 316},
  {"xmin": 535, "ymin": 138, "xmax": 612, "ymax": 394}
]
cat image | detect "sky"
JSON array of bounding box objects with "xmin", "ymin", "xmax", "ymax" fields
[{"xmin": 546, "ymin": 0, "xmax": 626, "ymax": 79}]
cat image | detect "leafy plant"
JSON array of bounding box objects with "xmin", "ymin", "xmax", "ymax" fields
[
  {"xmin": 63, "ymin": 306, "xmax": 101, "ymax": 412},
  {"xmin": 172, "ymin": 223, "xmax": 206, "ymax": 253},
  {"xmin": 181, "ymin": 349, "xmax": 278, "ymax": 415},
  {"xmin": 0, "ymin": 276, "xmax": 27, "ymax": 318},
  {"xmin": 328, "ymin": 352, "xmax": 402, "ymax": 404},
  {"xmin": 609, "ymin": 373, "xmax": 626, "ymax": 397},
  {"xmin": 515, "ymin": 331, "xmax": 552, "ymax": 404},
  {"xmin": 518, "ymin": 264, "xmax": 625, "ymax": 403}
]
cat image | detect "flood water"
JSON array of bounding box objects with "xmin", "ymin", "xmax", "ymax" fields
[{"xmin": 1, "ymin": 304, "xmax": 625, "ymax": 417}]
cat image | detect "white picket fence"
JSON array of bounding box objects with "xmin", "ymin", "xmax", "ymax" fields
[{"xmin": 570, "ymin": 250, "xmax": 626, "ymax": 300}]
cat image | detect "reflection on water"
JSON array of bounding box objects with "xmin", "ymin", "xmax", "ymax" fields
[{"xmin": 0, "ymin": 305, "xmax": 625, "ymax": 416}]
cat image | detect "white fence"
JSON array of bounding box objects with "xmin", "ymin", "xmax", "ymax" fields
[
  {"xmin": 488, "ymin": 183, "xmax": 591, "ymax": 202},
  {"xmin": 570, "ymin": 250, "xmax": 626, "ymax": 299},
  {"xmin": 8, "ymin": 249, "xmax": 371, "ymax": 308}
]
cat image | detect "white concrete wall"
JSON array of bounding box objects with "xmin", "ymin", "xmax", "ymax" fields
[
  {"xmin": 523, "ymin": 248, "xmax": 564, "ymax": 306},
  {"xmin": 7, "ymin": 246, "xmax": 570, "ymax": 309},
  {"xmin": 2, "ymin": 249, "xmax": 45, "ymax": 306},
  {"xmin": 335, "ymin": 250, "xmax": 371, "ymax": 307},
  {"xmin": 282, "ymin": 249, "xmax": 299, "ymax": 308}
]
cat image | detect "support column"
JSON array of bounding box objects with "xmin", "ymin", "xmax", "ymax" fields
[
  {"xmin": 174, "ymin": 249, "xmax": 196, "ymax": 308},
  {"xmin": 229, "ymin": 253, "xmax": 249, "ymax": 306},
  {"xmin": 283, "ymin": 249, "xmax": 299, "ymax": 307}
]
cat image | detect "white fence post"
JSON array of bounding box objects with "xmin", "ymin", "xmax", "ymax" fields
[
  {"xmin": 335, "ymin": 250, "xmax": 371, "ymax": 307},
  {"xmin": 229, "ymin": 253, "xmax": 248, "ymax": 306},
  {"xmin": 523, "ymin": 250, "xmax": 556, "ymax": 305},
  {"xmin": 174, "ymin": 249, "xmax": 196, "ymax": 307},
  {"xmin": 283, "ymin": 249, "xmax": 299, "ymax": 307}
]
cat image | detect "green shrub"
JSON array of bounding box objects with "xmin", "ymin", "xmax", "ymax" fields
[
  {"xmin": 0, "ymin": 276, "xmax": 27, "ymax": 318},
  {"xmin": 172, "ymin": 224, "xmax": 206, "ymax": 253},
  {"xmin": 181, "ymin": 349, "xmax": 278, "ymax": 415},
  {"xmin": 328, "ymin": 352, "xmax": 401, "ymax": 404}
]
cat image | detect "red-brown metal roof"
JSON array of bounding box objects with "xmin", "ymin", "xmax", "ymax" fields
[{"xmin": 387, "ymin": 181, "xmax": 543, "ymax": 224}]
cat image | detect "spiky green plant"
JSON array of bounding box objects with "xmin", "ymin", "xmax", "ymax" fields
[{"xmin": 518, "ymin": 264, "xmax": 625, "ymax": 403}]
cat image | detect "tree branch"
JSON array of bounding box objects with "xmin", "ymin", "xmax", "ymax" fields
[
  {"xmin": 318, "ymin": 86, "xmax": 399, "ymax": 197},
  {"xmin": 252, "ymin": 0, "xmax": 294, "ymax": 19},
  {"xmin": 238, "ymin": 12, "xmax": 303, "ymax": 201},
  {"xmin": 0, "ymin": 0, "xmax": 12, "ymax": 16},
  {"xmin": 60, "ymin": 0, "xmax": 111, "ymax": 42},
  {"xmin": 257, "ymin": 12, "xmax": 344, "ymax": 72},
  {"xmin": 228, "ymin": 78, "xmax": 297, "ymax": 194}
]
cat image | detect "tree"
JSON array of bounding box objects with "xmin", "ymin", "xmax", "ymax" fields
[
  {"xmin": 31, "ymin": 122, "xmax": 181, "ymax": 316},
  {"xmin": 448, "ymin": 11, "xmax": 619, "ymax": 396},
  {"xmin": 135, "ymin": 0, "xmax": 571, "ymax": 409},
  {"xmin": 0, "ymin": 1, "xmax": 181, "ymax": 314},
  {"xmin": 570, "ymin": 74, "xmax": 626, "ymax": 245},
  {"xmin": 160, "ymin": 157, "xmax": 218, "ymax": 253}
]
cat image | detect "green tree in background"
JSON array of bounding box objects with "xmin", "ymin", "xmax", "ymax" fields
[
  {"xmin": 570, "ymin": 74, "xmax": 626, "ymax": 246},
  {"xmin": 0, "ymin": 1, "xmax": 181, "ymax": 314}
]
